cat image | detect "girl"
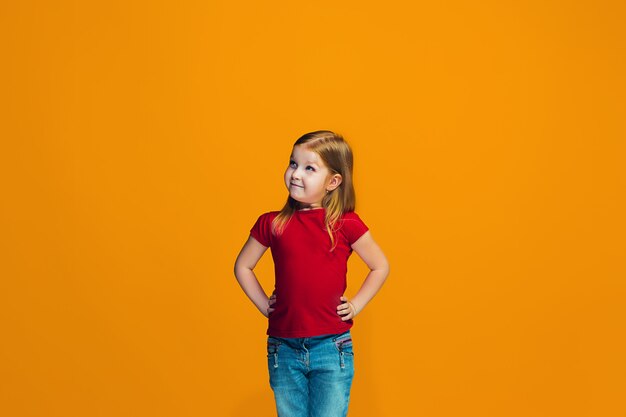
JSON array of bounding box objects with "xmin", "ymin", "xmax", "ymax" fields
[{"xmin": 233, "ymin": 130, "xmax": 390, "ymax": 417}]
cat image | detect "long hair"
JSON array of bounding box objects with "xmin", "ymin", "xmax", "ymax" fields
[{"xmin": 271, "ymin": 130, "xmax": 357, "ymax": 252}]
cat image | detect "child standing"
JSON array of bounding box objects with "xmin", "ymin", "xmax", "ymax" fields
[{"xmin": 234, "ymin": 130, "xmax": 390, "ymax": 417}]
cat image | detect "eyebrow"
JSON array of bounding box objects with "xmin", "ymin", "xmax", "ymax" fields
[{"xmin": 289, "ymin": 155, "xmax": 319, "ymax": 165}]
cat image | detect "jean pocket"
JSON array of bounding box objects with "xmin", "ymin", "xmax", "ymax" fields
[
  {"xmin": 332, "ymin": 332, "xmax": 354, "ymax": 369},
  {"xmin": 332, "ymin": 332, "xmax": 353, "ymax": 354},
  {"xmin": 267, "ymin": 337, "xmax": 282, "ymax": 368}
]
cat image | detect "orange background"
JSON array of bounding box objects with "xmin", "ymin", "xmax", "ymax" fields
[{"xmin": 1, "ymin": 1, "xmax": 625, "ymax": 416}]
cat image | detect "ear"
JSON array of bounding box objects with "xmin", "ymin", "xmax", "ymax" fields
[{"xmin": 327, "ymin": 173, "xmax": 343, "ymax": 191}]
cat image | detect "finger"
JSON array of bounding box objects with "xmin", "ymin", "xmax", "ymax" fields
[
  {"xmin": 338, "ymin": 303, "xmax": 355, "ymax": 318},
  {"xmin": 347, "ymin": 302, "xmax": 356, "ymax": 316},
  {"xmin": 337, "ymin": 306, "xmax": 351, "ymax": 316}
]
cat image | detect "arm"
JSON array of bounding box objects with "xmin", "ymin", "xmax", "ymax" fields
[
  {"xmin": 337, "ymin": 230, "xmax": 390, "ymax": 320},
  {"xmin": 233, "ymin": 235, "xmax": 275, "ymax": 318}
]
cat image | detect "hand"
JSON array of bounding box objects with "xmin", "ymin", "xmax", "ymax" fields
[
  {"xmin": 266, "ymin": 292, "xmax": 277, "ymax": 317},
  {"xmin": 337, "ymin": 296, "xmax": 357, "ymax": 321}
]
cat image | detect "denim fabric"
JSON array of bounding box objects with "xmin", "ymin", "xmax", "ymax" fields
[{"xmin": 267, "ymin": 330, "xmax": 355, "ymax": 417}]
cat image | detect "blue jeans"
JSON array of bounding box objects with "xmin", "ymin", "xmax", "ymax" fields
[{"xmin": 267, "ymin": 330, "xmax": 355, "ymax": 417}]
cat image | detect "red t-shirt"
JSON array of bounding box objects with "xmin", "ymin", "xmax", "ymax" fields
[{"xmin": 249, "ymin": 208, "xmax": 369, "ymax": 337}]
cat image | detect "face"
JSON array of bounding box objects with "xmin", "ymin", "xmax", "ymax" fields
[{"xmin": 284, "ymin": 145, "xmax": 341, "ymax": 209}]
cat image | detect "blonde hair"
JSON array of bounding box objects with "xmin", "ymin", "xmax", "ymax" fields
[{"xmin": 271, "ymin": 130, "xmax": 357, "ymax": 252}]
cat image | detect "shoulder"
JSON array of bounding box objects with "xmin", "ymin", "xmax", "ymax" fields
[
  {"xmin": 250, "ymin": 210, "xmax": 281, "ymax": 247},
  {"xmin": 337, "ymin": 210, "xmax": 369, "ymax": 244},
  {"xmin": 256, "ymin": 210, "xmax": 280, "ymax": 220},
  {"xmin": 340, "ymin": 210, "xmax": 366, "ymax": 223},
  {"xmin": 341, "ymin": 211, "xmax": 360, "ymax": 219},
  {"xmin": 251, "ymin": 210, "xmax": 281, "ymax": 230},
  {"xmin": 252, "ymin": 211, "xmax": 280, "ymax": 228}
]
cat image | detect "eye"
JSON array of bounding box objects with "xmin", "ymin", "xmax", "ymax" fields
[
  {"xmin": 306, "ymin": 166, "xmax": 316, "ymax": 171},
  {"xmin": 289, "ymin": 160, "xmax": 296, "ymax": 167}
]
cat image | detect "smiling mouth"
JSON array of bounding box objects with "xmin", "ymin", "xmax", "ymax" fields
[{"xmin": 290, "ymin": 183, "xmax": 303, "ymax": 188}]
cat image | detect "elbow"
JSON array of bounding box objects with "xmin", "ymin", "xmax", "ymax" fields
[
  {"xmin": 234, "ymin": 260, "xmax": 245, "ymax": 278},
  {"xmin": 380, "ymin": 256, "xmax": 390, "ymax": 278},
  {"xmin": 233, "ymin": 253, "xmax": 246, "ymax": 275},
  {"xmin": 371, "ymin": 266, "xmax": 389, "ymax": 288},
  {"xmin": 372, "ymin": 259, "xmax": 390, "ymax": 280},
  {"xmin": 234, "ymin": 260, "xmax": 252, "ymax": 279}
]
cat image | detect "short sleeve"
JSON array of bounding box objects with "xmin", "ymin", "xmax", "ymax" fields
[
  {"xmin": 341, "ymin": 211, "xmax": 370, "ymax": 245},
  {"xmin": 249, "ymin": 212, "xmax": 273, "ymax": 247}
]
